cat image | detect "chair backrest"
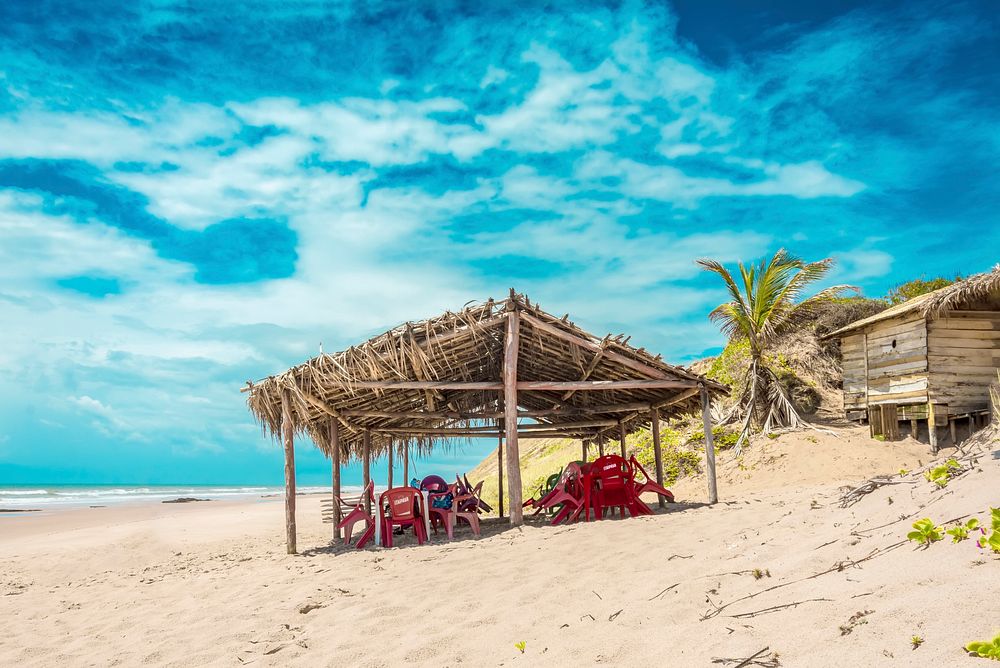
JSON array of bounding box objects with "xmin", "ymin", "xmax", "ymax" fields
[
  {"xmin": 381, "ymin": 487, "xmax": 422, "ymax": 521},
  {"xmin": 591, "ymin": 454, "xmax": 631, "ymax": 488},
  {"xmin": 420, "ymin": 475, "xmax": 449, "ymax": 493},
  {"xmin": 628, "ymin": 456, "xmax": 653, "ymax": 484},
  {"xmin": 335, "ymin": 480, "xmax": 373, "ymax": 509}
]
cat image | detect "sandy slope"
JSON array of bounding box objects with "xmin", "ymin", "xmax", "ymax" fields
[{"xmin": 2, "ymin": 427, "xmax": 998, "ymax": 667}]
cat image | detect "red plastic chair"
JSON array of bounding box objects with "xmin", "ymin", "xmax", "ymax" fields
[
  {"xmin": 379, "ymin": 487, "xmax": 427, "ymax": 548},
  {"xmin": 591, "ymin": 455, "xmax": 648, "ymax": 519},
  {"xmin": 336, "ymin": 481, "xmax": 376, "ymax": 548},
  {"xmin": 629, "ymin": 455, "xmax": 675, "ymax": 505}
]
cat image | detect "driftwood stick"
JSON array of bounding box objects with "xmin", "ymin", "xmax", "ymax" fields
[
  {"xmin": 729, "ymin": 597, "xmax": 832, "ymax": 618},
  {"xmin": 710, "ymin": 646, "xmax": 771, "ymax": 667},
  {"xmin": 648, "ymin": 582, "xmax": 681, "ymax": 601}
]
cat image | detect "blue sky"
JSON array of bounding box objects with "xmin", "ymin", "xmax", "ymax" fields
[{"xmin": 1, "ymin": 0, "xmax": 997, "ymax": 486}]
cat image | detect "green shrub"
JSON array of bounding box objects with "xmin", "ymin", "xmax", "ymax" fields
[
  {"xmin": 907, "ymin": 518, "xmax": 944, "ymax": 546},
  {"xmin": 965, "ymin": 632, "xmax": 1000, "ymax": 660}
]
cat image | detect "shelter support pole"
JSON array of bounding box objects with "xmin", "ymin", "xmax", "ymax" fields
[
  {"xmin": 504, "ymin": 309, "xmax": 524, "ymax": 525},
  {"xmin": 598, "ymin": 435, "xmax": 605, "ymax": 457},
  {"xmin": 618, "ymin": 420, "xmax": 627, "ymax": 459},
  {"xmin": 701, "ymin": 384, "xmax": 718, "ymax": 504},
  {"xmin": 403, "ymin": 442, "xmax": 409, "ymax": 485},
  {"xmin": 363, "ymin": 429, "xmax": 372, "ymax": 515},
  {"xmin": 582, "ymin": 439, "xmax": 589, "ymax": 462},
  {"xmin": 329, "ymin": 418, "xmax": 341, "ymax": 536},
  {"xmin": 387, "ymin": 437, "xmax": 394, "ymax": 489},
  {"xmin": 281, "ymin": 388, "xmax": 297, "ymax": 554},
  {"xmin": 651, "ymin": 408, "xmax": 665, "ymax": 509},
  {"xmin": 497, "ymin": 435, "xmax": 504, "ymax": 519}
]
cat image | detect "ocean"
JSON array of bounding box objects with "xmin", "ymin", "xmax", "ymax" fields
[{"xmin": 0, "ymin": 484, "xmax": 358, "ymax": 510}]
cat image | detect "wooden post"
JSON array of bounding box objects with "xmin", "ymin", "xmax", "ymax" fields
[
  {"xmin": 701, "ymin": 385, "xmax": 718, "ymax": 505},
  {"xmin": 329, "ymin": 419, "xmax": 341, "ymax": 536},
  {"xmin": 927, "ymin": 403, "xmax": 939, "ymax": 453},
  {"xmin": 363, "ymin": 429, "xmax": 372, "ymax": 515},
  {"xmin": 598, "ymin": 435, "xmax": 605, "ymax": 457},
  {"xmin": 582, "ymin": 439, "xmax": 589, "ymax": 462},
  {"xmin": 651, "ymin": 408, "xmax": 665, "ymax": 509},
  {"xmin": 387, "ymin": 436, "xmax": 394, "ymax": 489},
  {"xmin": 504, "ymin": 309, "xmax": 524, "ymax": 525},
  {"xmin": 403, "ymin": 441, "xmax": 409, "ymax": 486},
  {"xmin": 281, "ymin": 388, "xmax": 297, "ymax": 554},
  {"xmin": 618, "ymin": 420, "xmax": 628, "ymax": 459},
  {"xmin": 910, "ymin": 418, "xmax": 919, "ymax": 441},
  {"xmin": 949, "ymin": 418, "xmax": 957, "ymax": 445},
  {"xmin": 497, "ymin": 435, "xmax": 504, "ymax": 519}
]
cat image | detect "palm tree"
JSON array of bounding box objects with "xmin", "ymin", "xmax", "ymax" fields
[{"xmin": 698, "ymin": 249, "xmax": 856, "ymax": 452}]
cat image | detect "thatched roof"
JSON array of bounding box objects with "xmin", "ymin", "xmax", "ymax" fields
[
  {"xmin": 824, "ymin": 264, "xmax": 1000, "ymax": 339},
  {"xmin": 245, "ymin": 291, "xmax": 726, "ymax": 461}
]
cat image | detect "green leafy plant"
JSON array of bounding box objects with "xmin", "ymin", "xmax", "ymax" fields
[
  {"xmin": 965, "ymin": 632, "xmax": 1000, "ymax": 660},
  {"xmin": 977, "ymin": 508, "xmax": 1000, "ymax": 554},
  {"xmin": 946, "ymin": 518, "xmax": 980, "ymax": 543},
  {"xmin": 898, "ymin": 468, "xmax": 909, "ymax": 476},
  {"xmin": 514, "ymin": 641, "xmax": 526, "ymax": 654},
  {"xmin": 907, "ymin": 518, "xmax": 944, "ymax": 547},
  {"xmin": 751, "ymin": 568, "xmax": 771, "ymax": 580},
  {"xmin": 911, "ymin": 636, "xmax": 924, "ymax": 650},
  {"xmin": 923, "ymin": 459, "xmax": 962, "ymax": 487}
]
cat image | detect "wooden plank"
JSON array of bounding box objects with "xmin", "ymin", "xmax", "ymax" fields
[
  {"xmin": 504, "ymin": 310, "xmax": 523, "ymax": 526},
  {"xmin": 281, "ymin": 388, "xmax": 297, "ymax": 555},
  {"xmin": 618, "ymin": 420, "xmax": 628, "ymax": 459},
  {"xmin": 387, "ymin": 437, "xmax": 394, "ymax": 489},
  {"xmin": 881, "ymin": 404, "xmax": 900, "ymax": 441},
  {"xmin": 928, "ymin": 319, "xmax": 1000, "ymax": 331}
]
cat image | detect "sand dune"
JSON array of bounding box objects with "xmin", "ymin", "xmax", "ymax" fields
[{"xmin": 2, "ymin": 426, "xmax": 998, "ymax": 666}]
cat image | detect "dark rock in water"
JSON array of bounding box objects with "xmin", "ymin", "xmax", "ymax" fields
[
  {"xmin": 162, "ymin": 497, "xmax": 211, "ymax": 504},
  {"xmin": 0, "ymin": 508, "xmax": 40, "ymax": 512},
  {"xmin": 90, "ymin": 505, "xmax": 106, "ymax": 508}
]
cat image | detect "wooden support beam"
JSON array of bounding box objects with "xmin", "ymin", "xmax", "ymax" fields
[
  {"xmin": 337, "ymin": 379, "xmax": 698, "ymax": 392},
  {"xmin": 339, "ymin": 401, "xmax": 656, "ymax": 420},
  {"xmin": 497, "ymin": 435, "xmax": 504, "ymax": 519},
  {"xmin": 598, "ymin": 435, "xmax": 605, "ymax": 457},
  {"xmin": 582, "ymin": 438, "xmax": 590, "ymax": 462},
  {"xmin": 519, "ymin": 312, "xmax": 674, "ymax": 380},
  {"xmin": 651, "ymin": 408, "xmax": 665, "ymax": 509},
  {"xmin": 281, "ymin": 388, "xmax": 297, "ymax": 554},
  {"xmin": 505, "ymin": 310, "xmax": 523, "ymax": 526},
  {"xmin": 373, "ymin": 427, "xmax": 592, "ymax": 438},
  {"xmin": 362, "ymin": 429, "xmax": 372, "ymax": 515},
  {"xmin": 560, "ymin": 345, "xmax": 607, "ymax": 403},
  {"xmin": 329, "ymin": 418, "xmax": 341, "ymax": 536},
  {"xmin": 403, "ymin": 442, "xmax": 409, "ymax": 486},
  {"xmin": 387, "ymin": 437, "xmax": 394, "ymax": 489},
  {"xmin": 518, "ymin": 379, "xmax": 699, "ymax": 391},
  {"xmin": 618, "ymin": 420, "xmax": 627, "ymax": 459},
  {"xmin": 701, "ymin": 385, "xmax": 718, "ymax": 505}
]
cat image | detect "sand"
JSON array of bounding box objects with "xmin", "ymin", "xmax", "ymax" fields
[{"xmin": 2, "ymin": 426, "xmax": 998, "ymax": 667}]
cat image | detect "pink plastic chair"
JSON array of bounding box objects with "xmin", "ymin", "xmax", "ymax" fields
[
  {"xmin": 538, "ymin": 462, "xmax": 587, "ymax": 525},
  {"xmin": 379, "ymin": 487, "xmax": 427, "ymax": 548},
  {"xmin": 336, "ymin": 481, "xmax": 376, "ymax": 548}
]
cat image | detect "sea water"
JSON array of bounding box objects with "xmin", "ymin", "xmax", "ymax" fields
[{"xmin": 0, "ymin": 484, "xmax": 355, "ymax": 509}]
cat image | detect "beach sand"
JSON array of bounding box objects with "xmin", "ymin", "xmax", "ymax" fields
[{"xmin": 2, "ymin": 426, "xmax": 998, "ymax": 667}]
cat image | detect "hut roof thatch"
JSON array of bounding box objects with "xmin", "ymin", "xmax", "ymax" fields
[
  {"xmin": 824, "ymin": 264, "xmax": 1000, "ymax": 340},
  {"xmin": 245, "ymin": 291, "xmax": 726, "ymax": 461}
]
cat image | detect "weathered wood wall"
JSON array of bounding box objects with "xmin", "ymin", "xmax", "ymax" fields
[
  {"xmin": 841, "ymin": 315, "xmax": 929, "ymax": 417},
  {"xmin": 927, "ymin": 307, "xmax": 1000, "ymax": 413}
]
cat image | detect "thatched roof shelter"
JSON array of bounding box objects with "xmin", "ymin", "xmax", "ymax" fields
[{"xmin": 245, "ymin": 291, "xmax": 725, "ymax": 553}]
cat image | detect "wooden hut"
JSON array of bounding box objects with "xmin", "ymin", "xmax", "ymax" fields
[
  {"xmin": 824, "ymin": 265, "xmax": 1000, "ymax": 449},
  {"xmin": 244, "ymin": 291, "xmax": 726, "ymax": 553}
]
